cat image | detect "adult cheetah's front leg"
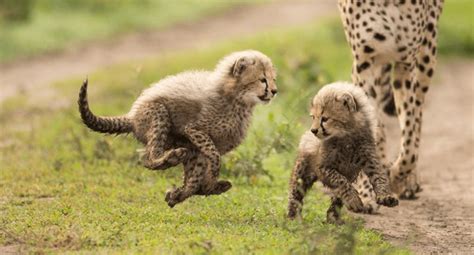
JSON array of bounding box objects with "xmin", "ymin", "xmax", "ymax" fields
[{"xmin": 183, "ymin": 125, "xmax": 231, "ymax": 195}]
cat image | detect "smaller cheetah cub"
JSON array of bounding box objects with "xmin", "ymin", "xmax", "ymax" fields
[
  {"xmin": 78, "ymin": 50, "xmax": 277, "ymax": 208},
  {"xmin": 287, "ymin": 82, "xmax": 398, "ymax": 224}
]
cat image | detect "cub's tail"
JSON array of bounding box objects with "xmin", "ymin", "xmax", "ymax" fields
[{"xmin": 78, "ymin": 79, "xmax": 133, "ymax": 135}]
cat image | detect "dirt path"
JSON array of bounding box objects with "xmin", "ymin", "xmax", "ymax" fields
[
  {"xmin": 358, "ymin": 59, "xmax": 474, "ymax": 254},
  {"xmin": 0, "ymin": 0, "xmax": 472, "ymax": 254},
  {"xmin": 0, "ymin": 0, "xmax": 335, "ymax": 103}
]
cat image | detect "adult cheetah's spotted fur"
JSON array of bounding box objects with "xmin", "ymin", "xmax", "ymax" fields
[{"xmin": 338, "ymin": 0, "xmax": 444, "ymax": 199}]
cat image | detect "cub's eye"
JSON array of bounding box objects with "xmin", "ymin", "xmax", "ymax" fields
[
  {"xmin": 310, "ymin": 115, "xmax": 315, "ymax": 120},
  {"xmin": 260, "ymin": 78, "xmax": 267, "ymax": 84},
  {"xmin": 321, "ymin": 116, "xmax": 329, "ymax": 123}
]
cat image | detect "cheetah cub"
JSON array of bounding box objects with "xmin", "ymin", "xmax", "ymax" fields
[
  {"xmin": 287, "ymin": 82, "xmax": 398, "ymax": 224},
  {"xmin": 78, "ymin": 50, "xmax": 277, "ymax": 208}
]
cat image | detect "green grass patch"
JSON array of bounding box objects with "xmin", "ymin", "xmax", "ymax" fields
[
  {"xmin": 0, "ymin": 19, "xmax": 411, "ymax": 254},
  {"xmin": 0, "ymin": 0, "xmax": 261, "ymax": 63},
  {"xmin": 438, "ymin": 0, "xmax": 474, "ymax": 57}
]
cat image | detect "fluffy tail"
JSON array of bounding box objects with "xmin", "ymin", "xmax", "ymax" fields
[{"xmin": 78, "ymin": 79, "xmax": 133, "ymax": 134}]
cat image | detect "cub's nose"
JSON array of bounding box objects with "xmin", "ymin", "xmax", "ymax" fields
[
  {"xmin": 271, "ymin": 89, "xmax": 278, "ymax": 95},
  {"xmin": 311, "ymin": 128, "xmax": 318, "ymax": 135}
]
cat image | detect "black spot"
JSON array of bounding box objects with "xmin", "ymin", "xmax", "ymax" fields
[
  {"xmin": 369, "ymin": 86, "xmax": 377, "ymax": 98},
  {"xmin": 418, "ymin": 64, "xmax": 425, "ymax": 72},
  {"xmin": 427, "ymin": 68, "xmax": 434, "ymax": 77},
  {"xmin": 411, "ymin": 155, "xmax": 416, "ymax": 163},
  {"xmin": 423, "ymin": 55, "xmax": 430, "ymax": 64},
  {"xmin": 357, "ymin": 62, "xmax": 371, "ymax": 73},
  {"xmin": 405, "ymin": 80, "xmax": 411, "ymax": 89},
  {"xmin": 374, "ymin": 33, "xmax": 386, "ymax": 41},
  {"xmin": 427, "ymin": 22, "xmax": 434, "ymax": 32},
  {"xmin": 364, "ymin": 45, "xmax": 375, "ymax": 53},
  {"xmin": 422, "ymin": 86, "xmax": 429, "ymax": 93},
  {"xmin": 398, "ymin": 46, "xmax": 407, "ymax": 52},
  {"xmin": 394, "ymin": 80, "xmax": 402, "ymax": 89}
]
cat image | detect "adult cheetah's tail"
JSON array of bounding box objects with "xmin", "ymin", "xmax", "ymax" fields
[{"xmin": 78, "ymin": 79, "xmax": 133, "ymax": 135}]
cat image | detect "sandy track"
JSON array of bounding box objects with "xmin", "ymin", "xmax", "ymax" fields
[
  {"xmin": 0, "ymin": 0, "xmax": 335, "ymax": 102},
  {"xmin": 358, "ymin": 59, "xmax": 474, "ymax": 254},
  {"xmin": 0, "ymin": 1, "xmax": 472, "ymax": 254}
]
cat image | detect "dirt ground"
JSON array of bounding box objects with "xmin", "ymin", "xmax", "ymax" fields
[
  {"xmin": 358, "ymin": 59, "xmax": 474, "ymax": 254},
  {"xmin": 0, "ymin": 0, "xmax": 472, "ymax": 254}
]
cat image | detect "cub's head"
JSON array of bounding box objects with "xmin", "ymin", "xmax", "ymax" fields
[
  {"xmin": 309, "ymin": 82, "xmax": 375, "ymax": 140},
  {"xmin": 214, "ymin": 50, "xmax": 277, "ymax": 105}
]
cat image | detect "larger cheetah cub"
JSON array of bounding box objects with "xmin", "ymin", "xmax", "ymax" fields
[
  {"xmin": 78, "ymin": 50, "xmax": 277, "ymax": 208},
  {"xmin": 287, "ymin": 82, "xmax": 398, "ymax": 224}
]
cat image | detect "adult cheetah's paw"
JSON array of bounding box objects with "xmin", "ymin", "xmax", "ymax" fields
[{"xmin": 376, "ymin": 194, "xmax": 399, "ymax": 207}]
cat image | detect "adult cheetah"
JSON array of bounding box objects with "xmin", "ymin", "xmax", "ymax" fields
[{"xmin": 337, "ymin": 0, "xmax": 444, "ymax": 199}]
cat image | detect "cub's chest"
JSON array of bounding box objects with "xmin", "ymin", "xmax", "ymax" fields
[
  {"xmin": 208, "ymin": 115, "xmax": 251, "ymax": 154},
  {"xmin": 321, "ymin": 144, "xmax": 365, "ymax": 182}
]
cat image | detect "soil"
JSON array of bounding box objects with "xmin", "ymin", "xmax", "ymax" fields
[
  {"xmin": 358, "ymin": 59, "xmax": 474, "ymax": 254},
  {"xmin": 0, "ymin": 0, "xmax": 472, "ymax": 254}
]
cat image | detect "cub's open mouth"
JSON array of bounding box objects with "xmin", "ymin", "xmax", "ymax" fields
[{"xmin": 258, "ymin": 95, "xmax": 270, "ymax": 102}]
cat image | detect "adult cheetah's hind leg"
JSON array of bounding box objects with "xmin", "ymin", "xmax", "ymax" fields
[
  {"xmin": 391, "ymin": 16, "xmax": 441, "ymax": 199},
  {"xmin": 389, "ymin": 61, "xmax": 420, "ymax": 199},
  {"xmin": 142, "ymin": 104, "xmax": 189, "ymax": 170}
]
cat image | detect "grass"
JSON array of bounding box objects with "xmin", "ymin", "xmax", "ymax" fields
[
  {"xmin": 0, "ymin": 19, "xmax": 410, "ymax": 254},
  {"xmin": 437, "ymin": 0, "xmax": 474, "ymax": 57},
  {"xmin": 0, "ymin": 0, "xmax": 259, "ymax": 63}
]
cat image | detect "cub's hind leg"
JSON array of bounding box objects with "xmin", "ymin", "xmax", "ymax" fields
[
  {"xmin": 287, "ymin": 156, "xmax": 317, "ymax": 219},
  {"xmin": 165, "ymin": 152, "xmax": 232, "ymax": 208},
  {"xmin": 142, "ymin": 104, "xmax": 188, "ymax": 170},
  {"xmin": 326, "ymin": 197, "xmax": 344, "ymax": 225},
  {"xmin": 183, "ymin": 125, "xmax": 230, "ymax": 194},
  {"xmin": 165, "ymin": 153, "xmax": 204, "ymax": 207}
]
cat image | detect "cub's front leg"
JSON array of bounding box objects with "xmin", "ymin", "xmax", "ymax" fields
[
  {"xmin": 287, "ymin": 155, "xmax": 317, "ymax": 219},
  {"xmin": 183, "ymin": 125, "xmax": 231, "ymax": 195},
  {"xmin": 319, "ymin": 167, "xmax": 366, "ymax": 214}
]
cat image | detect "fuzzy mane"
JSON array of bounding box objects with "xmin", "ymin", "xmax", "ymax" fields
[{"xmin": 314, "ymin": 81, "xmax": 378, "ymax": 138}]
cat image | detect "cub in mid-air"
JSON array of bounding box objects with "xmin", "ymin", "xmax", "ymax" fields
[
  {"xmin": 287, "ymin": 82, "xmax": 398, "ymax": 224},
  {"xmin": 78, "ymin": 50, "xmax": 277, "ymax": 208}
]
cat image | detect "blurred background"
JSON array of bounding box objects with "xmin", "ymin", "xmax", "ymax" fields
[{"xmin": 0, "ymin": 0, "xmax": 472, "ymax": 254}]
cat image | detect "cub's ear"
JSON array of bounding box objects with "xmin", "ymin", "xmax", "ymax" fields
[
  {"xmin": 338, "ymin": 92, "xmax": 357, "ymax": 112},
  {"xmin": 232, "ymin": 57, "xmax": 254, "ymax": 77}
]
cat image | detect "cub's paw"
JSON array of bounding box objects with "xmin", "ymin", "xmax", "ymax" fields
[
  {"xmin": 343, "ymin": 195, "xmax": 365, "ymax": 213},
  {"xmin": 376, "ymin": 194, "xmax": 399, "ymax": 207},
  {"xmin": 212, "ymin": 180, "xmax": 232, "ymax": 195},
  {"xmin": 143, "ymin": 148, "xmax": 189, "ymax": 170},
  {"xmin": 199, "ymin": 180, "xmax": 232, "ymax": 196},
  {"xmin": 326, "ymin": 214, "xmax": 344, "ymax": 225},
  {"xmin": 287, "ymin": 205, "xmax": 302, "ymax": 220},
  {"xmin": 165, "ymin": 188, "xmax": 183, "ymax": 208}
]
